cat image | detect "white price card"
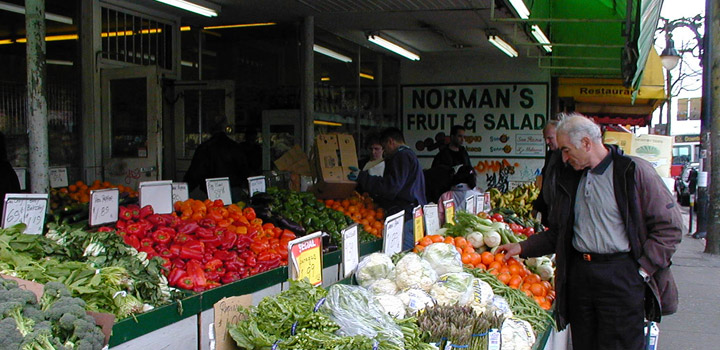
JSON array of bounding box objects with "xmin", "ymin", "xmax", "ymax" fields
[
  {"xmin": 464, "ymin": 195, "xmax": 476, "ymax": 214},
  {"xmin": 288, "ymin": 231, "xmax": 324, "ymax": 286},
  {"xmin": 89, "ymin": 188, "xmax": 119, "ymax": 226},
  {"xmin": 488, "ymin": 329, "xmax": 501, "ymax": 350},
  {"xmin": 13, "ymin": 168, "xmax": 26, "ymax": 190},
  {"xmin": 483, "ymin": 192, "xmax": 492, "ymax": 213},
  {"xmin": 2, "ymin": 193, "xmax": 49, "ymax": 235},
  {"xmin": 206, "ymin": 177, "xmax": 232, "ymax": 205},
  {"xmin": 341, "ymin": 224, "xmax": 359, "ymax": 278},
  {"xmin": 423, "ymin": 204, "xmax": 440, "ymax": 236},
  {"xmin": 49, "ymin": 167, "xmax": 69, "ymax": 188},
  {"xmin": 139, "ymin": 180, "xmax": 173, "ymax": 214},
  {"xmin": 382, "ymin": 210, "xmax": 405, "ymax": 256},
  {"xmin": 475, "ymin": 194, "xmax": 483, "ymax": 214},
  {"xmin": 698, "ymin": 171, "xmax": 708, "ymax": 188},
  {"xmin": 172, "ymin": 182, "xmax": 189, "ymax": 204},
  {"xmin": 247, "ymin": 176, "xmax": 266, "ymax": 197}
]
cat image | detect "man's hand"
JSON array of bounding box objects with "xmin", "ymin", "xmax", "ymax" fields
[
  {"xmin": 347, "ymin": 166, "xmax": 360, "ymax": 181},
  {"xmin": 496, "ymin": 243, "xmax": 522, "ymax": 261}
]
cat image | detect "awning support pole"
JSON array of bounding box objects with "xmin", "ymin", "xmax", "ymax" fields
[
  {"xmin": 26, "ymin": 0, "xmax": 49, "ymax": 194},
  {"xmin": 301, "ymin": 16, "xmax": 314, "ymax": 154}
]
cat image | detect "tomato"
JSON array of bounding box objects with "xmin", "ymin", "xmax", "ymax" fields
[
  {"xmin": 492, "ymin": 213, "xmax": 504, "ymax": 222},
  {"xmin": 524, "ymin": 227, "xmax": 535, "ymax": 236}
]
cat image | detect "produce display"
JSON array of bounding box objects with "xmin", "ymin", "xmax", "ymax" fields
[
  {"xmin": 0, "ymin": 278, "xmax": 106, "ymax": 350},
  {"xmin": 488, "ymin": 183, "xmax": 539, "ymax": 220},
  {"xmin": 323, "ymin": 192, "xmax": 386, "ymax": 238},
  {"xmin": 50, "ymin": 180, "xmax": 138, "ymax": 223},
  {"xmin": 416, "ymin": 303, "xmax": 506, "ymax": 349}
]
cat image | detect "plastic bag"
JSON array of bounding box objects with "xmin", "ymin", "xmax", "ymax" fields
[
  {"xmin": 421, "ymin": 243, "xmax": 463, "ymax": 276},
  {"xmin": 397, "ymin": 288, "xmax": 435, "ymax": 315},
  {"xmin": 429, "ymin": 272, "xmax": 475, "ymax": 306},
  {"xmin": 488, "ymin": 295, "xmax": 513, "ymax": 318},
  {"xmin": 366, "ymin": 278, "xmax": 399, "ymax": 295},
  {"xmin": 355, "ymin": 252, "xmax": 395, "ymax": 287},
  {"xmin": 373, "ymin": 294, "xmax": 406, "ymax": 319},
  {"xmin": 468, "ymin": 278, "xmax": 494, "ymax": 314},
  {"xmin": 501, "ymin": 317, "xmax": 536, "ymax": 350},
  {"xmin": 395, "ymin": 253, "xmax": 438, "ymax": 291},
  {"xmin": 320, "ymin": 284, "xmax": 404, "ymax": 347}
]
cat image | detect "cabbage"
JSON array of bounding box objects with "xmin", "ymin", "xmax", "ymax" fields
[
  {"xmin": 355, "ymin": 253, "xmax": 395, "ymax": 287},
  {"xmin": 429, "ymin": 272, "xmax": 475, "ymax": 306},
  {"xmin": 366, "ymin": 278, "xmax": 399, "ymax": 295},
  {"xmin": 397, "ymin": 288, "xmax": 435, "ymax": 315},
  {"xmin": 373, "ymin": 294, "xmax": 406, "ymax": 319},
  {"xmin": 421, "ymin": 243, "xmax": 463, "ymax": 276},
  {"xmin": 395, "ymin": 253, "xmax": 438, "ymax": 291}
]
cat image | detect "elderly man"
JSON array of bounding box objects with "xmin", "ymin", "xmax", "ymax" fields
[{"xmin": 499, "ymin": 114, "xmax": 682, "ymax": 350}]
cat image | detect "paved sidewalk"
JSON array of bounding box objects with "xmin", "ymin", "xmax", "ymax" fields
[{"xmin": 657, "ymin": 206, "xmax": 720, "ymax": 349}]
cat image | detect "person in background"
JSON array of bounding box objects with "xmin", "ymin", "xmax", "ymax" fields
[
  {"xmin": 438, "ymin": 165, "xmax": 482, "ymax": 225},
  {"xmin": 533, "ymin": 118, "xmax": 561, "ymax": 226},
  {"xmin": 358, "ymin": 133, "xmax": 384, "ymax": 177},
  {"xmin": 350, "ymin": 127, "xmax": 426, "ymax": 250},
  {"xmin": 184, "ymin": 115, "xmax": 249, "ymax": 202},
  {"xmin": 498, "ymin": 114, "xmax": 682, "ymax": 350},
  {"xmin": 426, "ymin": 125, "xmax": 472, "ymax": 203},
  {"xmin": 0, "ymin": 131, "xmax": 21, "ymax": 218},
  {"xmin": 240, "ymin": 127, "xmax": 263, "ymax": 176}
]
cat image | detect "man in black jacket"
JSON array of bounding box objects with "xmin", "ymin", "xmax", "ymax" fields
[
  {"xmin": 0, "ymin": 132, "xmax": 21, "ymax": 218},
  {"xmin": 427, "ymin": 125, "xmax": 471, "ymax": 202}
]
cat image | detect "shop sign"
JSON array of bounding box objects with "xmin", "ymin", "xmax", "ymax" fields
[
  {"xmin": 341, "ymin": 224, "xmax": 359, "ymax": 278},
  {"xmin": 89, "ymin": 188, "xmax": 119, "ymax": 226},
  {"xmin": 139, "ymin": 180, "xmax": 173, "ymax": 214},
  {"xmin": 288, "ymin": 232, "xmax": 323, "ymax": 286},
  {"xmin": 402, "ymin": 83, "xmax": 548, "ymax": 157},
  {"xmin": 674, "ymin": 134, "xmax": 700, "ymax": 143},
  {"xmin": 2, "ymin": 193, "xmax": 48, "ymax": 234},
  {"xmin": 413, "ymin": 206, "xmax": 424, "ymax": 244},
  {"xmin": 382, "ymin": 210, "xmax": 405, "ymax": 256}
]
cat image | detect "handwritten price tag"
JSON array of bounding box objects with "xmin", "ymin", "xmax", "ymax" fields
[
  {"xmin": 483, "ymin": 192, "xmax": 492, "ymax": 213},
  {"xmin": 2, "ymin": 194, "xmax": 49, "ymax": 235},
  {"xmin": 49, "ymin": 167, "xmax": 69, "ymax": 188},
  {"xmin": 172, "ymin": 182, "xmax": 189, "ymax": 204},
  {"xmin": 382, "ymin": 210, "xmax": 405, "ymax": 256},
  {"xmin": 341, "ymin": 224, "xmax": 359, "ymax": 278},
  {"xmin": 413, "ymin": 206, "xmax": 424, "ymax": 244},
  {"xmin": 247, "ymin": 176, "xmax": 266, "ymax": 197},
  {"xmin": 444, "ymin": 199, "xmax": 455, "ymax": 225},
  {"xmin": 475, "ymin": 194, "xmax": 483, "ymax": 214},
  {"xmin": 213, "ymin": 295, "xmax": 253, "ymax": 350},
  {"xmin": 206, "ymin": 177, "xmax": 232, "ymax": 205},
  {"xmin": 288, "ymin": 232, "xmax": 323, "ymax": 286},
  {"xmin": 464, "ymin": 195, "xmax": 476, "ymax": 214},
  {"xmin": 423, "ymin": 204, "xmax": 440, "ymax": 236},
  {"xmin": 139, "ymin": 180, "xmax": 173, "ymax": 214},
  {"xmin": 89, "ymin": 188, "xmax": 119, "ymax": 226}
]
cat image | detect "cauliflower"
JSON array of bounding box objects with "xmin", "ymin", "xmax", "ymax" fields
[
  {"xmin": 355, "ymin": 253, "xmax": 395, "ymax": 287},
  {"xmin": 501, "ymin": 318, "xmax": 535, "ymax": 350},
  {"xmin": 421, "ymin": 243, "xmax": 463, "ymax": 276},
  {"xmin": 397, "ymin": 289, "xmax": 434, "ymax": 315},
  {"xmin": 373, "ymin": 294, "xmax": 406, "ymax": 319},
  {"xmin": 366, "ymin": 279, "xmax": 399, "ymax": 295},
  {"xmin": 468, "ymin": 278, "xmax": 494, "ymax": 314},
  {"xmin": 488, "ymin": 295, "xmax": 513, "ymax": 318},
  {"xmin": 429, "ymin": 272, "xmax": 475, "ymax": 306},
  {"xmin": 395, "ymin": 253, "xmax": 437, "ymax": 291}
]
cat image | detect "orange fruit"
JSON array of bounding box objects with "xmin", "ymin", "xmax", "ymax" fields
[
  {"xmin": 420, "ymin": 237, "xmax": 433, "ymax": 246},
  {"xmin": 463, "ymin": 246, "xmax": 475, "ymax": 254},
  {"xmin": 524, "ymin": 273, "xmax": 541, "ymax": 285},
  {"xmin": 530, "ymin": 283, "xmax": 547, "ymax": 297},
  {"xmin": 469, "ymin": 252, "xmax": 482, "ymax": 266},
  {"xmin": 488, "ymin": 261, "xmax": 503, "ymax": 270},
  {"xmin": 429, "ymin": 235, "xmax": 444, "ymax": 243},
  {"xmin": 499, "ymin": 266, "xmax": 510, "ymax": 274},
  {"xmin": 497, "ymin": 273, "xmax": 512, "ymax": 285},
  {"xmin": 481, "ymin": 252, "xmax": 495, "ymax": 266},
  {"xmin": 494, "ymin": 253, "xmax": 505, "ymax": 262},
  {"xmin": 475, "ymin": 262, "xmax": 487, "ymax": 270},
  {"xmin": 509, "ymin": 275, "xmax": 523, "ymax": 288},
  {"xmin": 444, "ymin": 237, "xmax": 455, "ymax": 245},
  {"xmin": 508, "ymin": 264, "xmax": 523, "ymax": 276},
  {"xmin": 454, "ymin": 237, "xmax": 468, "ymax": 247}
]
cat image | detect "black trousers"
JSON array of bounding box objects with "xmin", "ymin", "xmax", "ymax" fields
[{"xmin": 567, "ymin": 252, "xmax": 646, "ymax": 350}]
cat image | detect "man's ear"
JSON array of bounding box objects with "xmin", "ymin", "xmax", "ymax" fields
[{"xmin": 581, "ymin": 137, "xmax": 591, "ymax": 150}]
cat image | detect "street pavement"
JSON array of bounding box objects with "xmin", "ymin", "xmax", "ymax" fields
[{"xmin": 657, "ymin": 206, "xmax": 720, "ymax": 350}]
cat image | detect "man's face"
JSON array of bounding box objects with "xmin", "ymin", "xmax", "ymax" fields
[
  {"xmin": 557, "ymin": 132, "xmax": 591, "ymax": 170},
  {"xmin": 382, "ymin": 138, "xmax": 398, "ymax": 156},
  {"xmin": 544, "ymin": 125, "xmax": 558, "ymax": 151},
  {"xmin": 451, "ymin": 129, "xmax": 465, "ymax": 147},
  {"xmin": 369, "ymin": 144, "xmax": 383, "ymax": 160}
]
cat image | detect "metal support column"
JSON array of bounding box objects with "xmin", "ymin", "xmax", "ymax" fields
[
  {"xmin": 25, "ymin": 0, "xmax": 49, "ymax": 193},
  {"xmin": 705, "ymin": 0, "xmax": 720, "ymax": 253},
  {"xmin": 301, "ymin": 16, "xmax": 314, "ymax": 153}
]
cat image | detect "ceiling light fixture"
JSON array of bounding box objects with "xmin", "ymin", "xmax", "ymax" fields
[
  {"xmin": 506, "ymin": 0, "xmax": 530, "ymax": 19},
  {"xmin": 205, "ymin": 23, "xmax": 276, "ymax": 30},
  {"xmin": 0, "ymin": 1, "xmax": 73, "ymax": 24},
  {"xmin": 313, "ymin": 44, "xmax": 352, "ymax": 63},
  {"xmin": 368, "ymin": 34, "xmax": 420, "ymax": 61},
  {"xmin": 530, "ymin": 25, "xmax": 552, "ymax": 52},
  {"xmin": 154, "ymin": 0, "xmax": 218, "ymax": 17},
  {"xmin": 359, "ymin": 72, "xmax": 374, "ymax": 80},
  {"xmin": 320, "ymin": 76, "xmax": 331, "ymax": 81},
  {"xmin": 47, "ymin": 59, "xmax": 73, "ymax": 66},
  {"xmin": 314, "ymin": 120, "xmax": 342, "ymax": 126},
  {"xmin": 488, "ymin": 35, "xmax": 518, "ymax": 57}
]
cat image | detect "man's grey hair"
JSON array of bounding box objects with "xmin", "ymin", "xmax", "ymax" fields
[
  {"xmin": 544, "ymin": 119, "xmax": 559, "ymax": 131},
  {"xmin": 556, "ymin": 113, "xmax": 602, "ymax": 147}
]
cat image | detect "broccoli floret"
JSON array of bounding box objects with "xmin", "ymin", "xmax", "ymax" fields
[
  {"xmin": 44, "ymin": 296, "xmax": 86, "ymax": 322},
  {"xmin": 0, "ymin": 277, "xmax": 19, "ymax": 291},
  {"xmin": 40, "ymin": 282, "xmax": 71, "ymax": 310},
  {"xmin": 0, "ymin": 287, "xmax": 38, "ymax": 305},
  {"xmin": 22, "ymin": 304, "xmax": 45, "ymax": 323},
  {"xmin": 0, "ymin": 317, "xmax": 24, "ymax": 349},
  {"xmin": 57, "ymin": 317, "xmax": 105, "ymax": 350},
  {"xmin": 21, "ymin": 321, "xmax": 56, "ymax": 350},
  {"xmin": 0, "ymin": 301, "xmax": 35, "ymax": 336}
]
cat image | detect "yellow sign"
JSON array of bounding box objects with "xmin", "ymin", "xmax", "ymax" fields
[
  {"xmin": 444, "ymin": 200, "xmax": 455, "ymax": 225},
  {"xmin": 289, "ymin": 233, "xmax": 323, "ymax": 286},
  {"xmin": 413, "ymin": 206, "xmax": 424, "ymax": 243}
]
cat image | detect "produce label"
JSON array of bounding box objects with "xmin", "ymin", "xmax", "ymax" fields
[
  {"xmin": 382, "ymin": 210, "xmax": 405, "ymax": 256},
  {"xmin": 289, "ymin": 232, "xmax": 323, "ymax": 286},
  {"xmin": 49, "ymin": 167, "xmax": 69, "ymax": 188},
  {"xmin": 248, "ymin": 176, "xmax": 266, "ymax": 197},
  {"xmin": 172, "ymin": 182, "xmax": 189, "ymax": 203},
  {"xmin": 464, "ymin": 195, "xmax": 476, "ymax": 214},
  {"xmin": 139, "ymin": 180, "xmax": 173, "ymax": 214},
  {"xmin": 341, "ymin": 224, "xmax": 359, "ymax": 278},
  {"xmin": 2, "ymin": 193, "xmax": 49, "ymax": 235},
  {"xmin": 206, "ymin": 177, "xmax": 232, "ymax": 205},
  {"xmin": 413, "ymin": 206, "xmax": 424, "ymax": 244},
  {"xmin": 423, "ymin": 204, "xmax": 440, "ymax": 236},
  {"xmin": 213, "ymin": 295, "xmax": 253, "ymax": 350},
  {"xmin": 488, "ymin": 329, "xmax": 501, "ymax": 350},
  {"xmin": 443, "ymin": 200, "xmax": 455, "ymax": 225},
  {"xmin": 89, "ymin": 188, "xmax": 119, "ymax": 226}
]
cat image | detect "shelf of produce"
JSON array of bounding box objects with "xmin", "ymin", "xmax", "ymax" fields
[
  {"xmin": 109, "ymin": 293, "xmax": 202, "ymax": 347},
  {"xmin": 200, "ymin": 265, "xmax": 289, "ymax": 310}
]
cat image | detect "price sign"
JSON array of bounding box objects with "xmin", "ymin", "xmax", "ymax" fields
[
  {"xmin": 464, "ymin": 195, "xmax": 476, "ymax": 214},
  {"xmin": 247, "ymin": 176, "xmax": 266, "ymax": 197},
  {"xmin": 206, "ymin": 177, "xmax": 232, "ymax": 205},
  {"xmin": 49, "ymin": 167, "xmax": 69, "ymax": 188},
  {"xmin": 341, "ymin": 224, "xmax": 359, "ymax": 278},
  {"xmin": 423, "ymin": 204, "xmax": 440, "ymax": 236},
  {"xmin": 172, "ymin": 182, "xmax": 189, "ymax": 204},
  {"xmin": 89, "ymin": 188, "xmax": 119, "ymax": 226},
  {"xmin": 483, "ymin": 192, "xmax": 492, "ymax": 213},
  {"xmin": 2, "ymin": 193, "xmax": 49, "ymax": 234},
  {"xmin": 698, "ymin": 171, "xmax": 708, "ymax": 188},
  {"xmin": 488, "ymin": 329, "xmax": 501, "ymax": 350},
  {"xmin": 413, "ymin": 206, "xmax": 424, "ymax": 244},
  {"xmin": 13, "ymin": 168, "xmax": 26, "ymax": 190},
  {"xmin": 475, "ymin": 194, "xmax": 483, "ymax": 214},
  {"xmin": 444, "ymin": 199, "xmax": 455, "ymax": 225},
  {"xmin": 382, "ymin": 210, "xmax": 405, "ymax": 256},
  {"xmin": 288, "ymin": 232, "xmax": 323, "ymax": 286},
  {"xmin": 139, "ymin": 180, "xmax": 173, "ymax": 214}
]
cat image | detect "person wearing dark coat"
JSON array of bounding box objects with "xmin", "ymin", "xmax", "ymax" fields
[
  {"xmin": 0, "ymin": 131, "xmax": 21, "ymax": 218},
  {"xmin": 427, "ymin": 125, "xmax": 471, "ymax": 203}
]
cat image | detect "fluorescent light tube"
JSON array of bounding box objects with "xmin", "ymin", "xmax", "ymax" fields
[
  {"xmin": 531, "ymin": 25, "xmax": 552, "ymax": 52},
  {"xmin": 47, "ymin": 59, "xmax": 73, "ymax": 66},
  {"xmin": 313, "ymin": 44, "xmax": 352, "ymax": 63},
  {"xmin": 359, "ymin": 73, "xmax": 374, "ymax": 80},
  {"xmin": 314, "ymin": 120, "xmax": 342, "ymax": 126},
  {"xmin": 320, "ymin": 77, "xmax": 331, "ymax": 81},
  {"xmin": 0, "ymin": 1, "xmax": 73, "ymax": 24},
  {"xmin": 507, "ymin": 0, "xmax": 530, "ymax": 19},
  {"xmin": 154, "ymin": 0, "xmax": 218, "ymax": 17},
  {"xmin": 488, "ymin": 35, "xmax": 518, "ymax": 57},
  {"xmin": 368, "ymin": 35, "xmax": 420, "ymax": 61}
]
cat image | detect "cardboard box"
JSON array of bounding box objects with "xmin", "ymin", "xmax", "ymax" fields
[
  {"xmin": 274, "ymin": 144, "xmax": 312, "ymax": 177},
  {"xmin": 213, "ymin": 295, "xmax": 253, "ymax": 350},
  {"xmin": 311, "ymin": 133, "xmax": 358, "ymax": 199}
]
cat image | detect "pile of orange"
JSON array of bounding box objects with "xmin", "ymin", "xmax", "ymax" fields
[
  {"xmin": 414, "ymin": 238, "xmax": 555, "ymax": 310},
  {"xmin": 324, "ymin": 192, "xmax": 385, "ymax": 238},
  {"xmin": 63, "ymin": 180, "xmax": 138, "ymax": 203}
]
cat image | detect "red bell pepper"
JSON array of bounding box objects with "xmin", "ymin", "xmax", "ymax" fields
[
  {"xmin": 116, "ymin": 220, "xmax": 128, "ymax": 230},
  {"xmin": 236, "ymin": 235, "xmax": 253, "ymax": 250},
  {"xmin": 179, "ymin": 276, "xmax": 194, "ymax": 289},
  {"xmin": 177, "ymin": 221, "xmax": 199, "ymax": 235},
  {"xmin": 244, "ymin": 256, "xmax": 257, "ymax": 267},
  {"xmin": 249, "ymin": 241, "xmax": 269, "ymax": 255},
  {"xmin": 158, "ymin": 257, "xmax": 172, "ymax": 271},
  {"xmin": 205, "ymin": 259, "xmax": 223, "ymax": 270},
  {"xmin": 126, "ymin": 223, "xmax": 145, "ymax": 238},
  {"xmin": 225, "ymin": 260, "xmax": 244, "ymax": 272},
  {"xmin": 198, "ymin": 218, "xmax": 216, "ymax": 229},
  {"xmin": 159, "ymin": 249, "xmax": 175, "ymax": 260},
  {"xmin": 174, "ymin": 233, "xmax": 191, "ymax": 244},
  {"xmin": 123, "ymin": 235, "xmax": 141, "ymax": 250},
  {"xmin": 212, "ymin": 199, "xmax": 224, "ymax": 208},
  {"xmin": 172, "ymin": 258, "xmax": 186, "ymax": 270},
  {"xmin": 213, "ymin": 250, "xmax": 236, "ymax": 261},
  {"xmin": 221, "ymin": 271, "xmax": 241, "ymax": 284},
  {"xmin": 186, "ymin": 260, "xmax": 207, "ymax": 288},
  {"xmin": 220, "ymin": 231, "xmax": 237, "ymax": 250},
  {"xmin": 139, "ymin": 205, "xmax": 154, "ymax": 219},
  {"xmin": 127, "ymin": 204, "xmax": 141, "ymax": 219},
  {"xmin": 195, "ymin": 227, "xmax": 214, "ymax": 239},
  {"xmin": 147, "ymin": 214, "xmax": 166, "ymax": 227},
  {"xmin": 169, "ymin": 244, "xmax": 182, "ymax": 257},
  {"xmin": 168, "ymin": 268, "xmax": 187, "ymax": 286},
  {"xmin": 140, "ymin": 246, "xmax": 158, "ymax": 259},
  {"xmin": 140, "ymin": 238, "xmax": 154, "ymax": 248},
  {"xmin": 243, "ymin": 207, "xmax": 256, "ymax": 221},
  {"xmin": 119, "ymin": 206, "xmax": 134, "ymax": 221},
  {"xmin": 152, "ymin": 230, "xmax": 173, "ymax": 245},
  {"xmin": 163, "ymin": 214, "xmax": 180, "ymax": 228},
  {"xmin": 180, "ymin": 240, "xmax": 205, "ymax": 260},
  {"xmin": 204, "ymin": 270, "xmax": 220, "ymax": 282},
  {"xmin": 98, "ymin": 226, "xmax": 113, "ymax": 232}
]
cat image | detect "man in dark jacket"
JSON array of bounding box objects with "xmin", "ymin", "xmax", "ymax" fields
[
  {"xmin": 499, "ymin": 114, "xmax": 682, "ymax": 350},
  {"xmin": 533, "ymin": 119, "xmax": 560, "ymax": 226},
  {"xmin": 427, "ymin": 125, "xmax": 471, "ymax": 202},
  {"xmin": 0, "ymin": 131, "xmax": 21, "ymax": 218}
]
